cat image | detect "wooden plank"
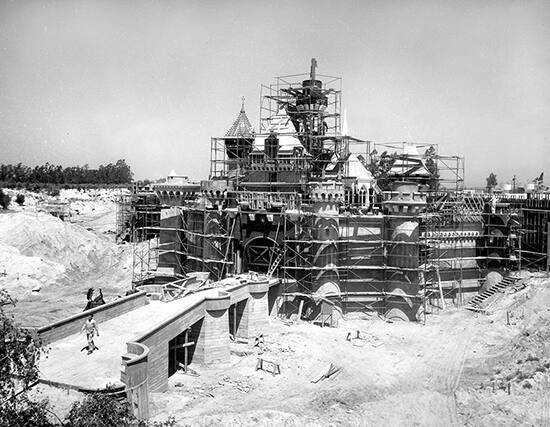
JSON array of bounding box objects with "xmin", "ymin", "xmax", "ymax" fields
[
  {"xmin": 436, "ymin": 268, "xmax": 446, "ymax": 310},
  {"xmin": 169, "ymin": 341, "xmax": 195, "ymax": 350}
]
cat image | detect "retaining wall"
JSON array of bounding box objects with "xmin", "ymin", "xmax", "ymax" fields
[
  {"xmin": 37, "ymin": 291, "xmax": 148, "ymax": 345},
  {"xmin": 134, "ymin": 298, "xmax": 204, "ymax": 392}
]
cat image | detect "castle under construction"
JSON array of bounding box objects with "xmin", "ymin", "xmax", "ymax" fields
[{"xmin": 117, "ymin": 59, "xmax": 550, "ymax": 322}]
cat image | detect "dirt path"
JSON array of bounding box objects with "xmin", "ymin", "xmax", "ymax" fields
[
  {"xmin": 70, "ymin": 204, "xmax": 116, "ymax": 235},
  {"xmin": 430, "ymin": 320, "xmax": 471, "ymax": 426}
]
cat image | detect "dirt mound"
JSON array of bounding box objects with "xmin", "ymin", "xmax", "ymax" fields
[
  {"xmin": 2, "ymin": 188, "xmax": 128, "ymax": 234},
  {"xmin": 0, "ymin": 212, "xmax": 117, "ymax": 273},
  {"xmin": 0, "ymin": 211, "xmax": 132, "ymax": 324},
  {"xmin": 0, "ymin": 244, "xmax": 66, "ymax": 297},
  {"xmin": 457, "ymin": 278, "xmax": 550, "ymax": 426}
]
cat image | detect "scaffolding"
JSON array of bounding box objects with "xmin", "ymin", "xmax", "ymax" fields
[
  {"xmin": 280, "ymin": 210, "xmax": 412, "ymax": 317},
  {"xmin": 176, "ymin": 207, "xmax": 237, "ymax": 282},
  {"xmin": 115, "ymin": 193, "xmax": 134, "ymax": 242},
  {"xmin": 129, "ymin": 195, "xmax": 162, "ymax": 285},
  {"xmin": 515, "ymin": 194, "xmax": 550, "ymax": 269},
  {"xmin": 259, "ymin": 73, "xmax": 342, "ymax": 137},
  {"xmin": 210, "ymin": 69, "xmax": 344, "ymax": 185},
  {"xmin": 372, "ymin": 141, "xmax": 465, "ymax": 192},
  {"xmin": 124, "ymin": 58, "xmax": 550, "ymax": 320}
]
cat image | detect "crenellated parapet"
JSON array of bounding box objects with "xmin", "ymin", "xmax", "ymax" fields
[
  {"xmin": 235, "ymin": 191, "xmax": 301, "ymax": 211},
  {"xmin": 382, "ymin": 181, "xmax": 426, "ymax": 215},
  {"xmin": 308, "ymin": 181, "xmax": 345, "ymax": 214}
]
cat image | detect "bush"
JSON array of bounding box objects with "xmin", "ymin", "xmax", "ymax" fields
[
  {"xmin": 15, "ymin": 193, "xmax": 25, "ymax": 205},
  {"xmin": 65, "ymin": 392, "xmax": 179, "ymax": 426},
  {"xmin": 0, "ymin": 290, "xmax": 54, "ymax": 426},
  {"xmin": 65, "ymin": 392, "xmax": 136, "ymax": 427},
  {"xmin": 48, "ymin": 186, "xmax": 60, "ymax": 197},
  {"xmin": 0, "ymin": 397, "xmax": 56, "ymax": 427},
  {"xmin": 0, "ymin": 189, "xmax": 10, "ymax": 209}
]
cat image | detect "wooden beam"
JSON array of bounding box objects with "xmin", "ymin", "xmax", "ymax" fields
[{"xmin": 169, "ymin": 341, "xmax": 195, "ymax": 350}]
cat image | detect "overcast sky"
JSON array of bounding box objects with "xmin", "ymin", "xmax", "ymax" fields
[{"xmin": 1, "ymin": 0, "xmax": 549, "ymax": 186}]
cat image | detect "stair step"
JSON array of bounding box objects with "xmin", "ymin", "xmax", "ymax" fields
[{"xmin": 465, "ymin": 275, "xmax": 523, "ymax": 312}]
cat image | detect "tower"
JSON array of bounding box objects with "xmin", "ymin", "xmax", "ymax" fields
[{"xmin": 383, "ymin": 181, "xmax": 426, "ymax": 320}]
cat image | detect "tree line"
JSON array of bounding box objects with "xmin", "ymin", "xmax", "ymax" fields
[{"xmin": 0, "ymin": 159, "xmax": 133, "ymax": 185}]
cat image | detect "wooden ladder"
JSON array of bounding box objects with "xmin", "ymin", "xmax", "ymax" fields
[{"xmin": 267, "ymin": 249, "xmax": 284, "ymax": 279}]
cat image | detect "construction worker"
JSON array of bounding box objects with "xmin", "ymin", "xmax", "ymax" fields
[{"xmin": 80, "ymin": 314, "xmax": 99, "ymax": 355}]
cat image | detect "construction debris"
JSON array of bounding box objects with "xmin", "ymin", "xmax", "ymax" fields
[
  {"xmin": 255, "ymin": 358, "xmax": 281, "ymax": 376},
  {"xmin": 310, "ymin": 362, "xmax": 342, "ymax": 383}
]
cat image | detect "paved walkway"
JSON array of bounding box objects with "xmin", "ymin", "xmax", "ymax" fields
[{"xmin": 39, "ymin": 291, "xmax": 210, "ymax": 390}]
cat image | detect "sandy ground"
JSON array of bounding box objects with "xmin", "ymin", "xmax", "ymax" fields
[
  {"xmin": 146, "ymin": 275, "xmax": 550, "ymax": 427},
  {"xmin": 0, "ymin": 188, "xmax": 133, "ymax": 326}
]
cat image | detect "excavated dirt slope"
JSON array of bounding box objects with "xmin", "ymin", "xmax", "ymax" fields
[{"xmin": 0, "ymin": 189, "xmax": 132, "ymax": 326}]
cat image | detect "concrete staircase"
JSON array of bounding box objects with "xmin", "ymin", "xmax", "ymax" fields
[{"xmin": 465, "ymin": 276, "xmax": 521, "ymax": 312}]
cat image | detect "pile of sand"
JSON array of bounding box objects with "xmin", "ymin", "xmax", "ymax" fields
[
  {"xmin": 0, "ymin": 211, "xmax": 127, "ymax": 299},
  {"xmin": 2, "ymin": 187, "xmax": 130, "ymax": 235},
  {"xmin": 60, "ymin": 188, "xmax": 125, "ymax": 219},
  {"xmin": 0, "ymin": 244, "xmax": 66, "ymax": 296}
]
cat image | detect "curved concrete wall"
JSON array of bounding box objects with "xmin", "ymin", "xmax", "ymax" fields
[{"xmin": 122, "ymin": 342, "xmax": 149, "ymax": 420}]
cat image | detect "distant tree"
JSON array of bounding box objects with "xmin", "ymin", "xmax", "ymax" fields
[
  {"xmin": 114, "ymin": 159, "xmax": 133, "ymax": 183},
  {"xmin": 0, "ymin": 160, "xmax": 134, "ymax": 185},
  {"xmin": 48, "ymin": 186, "xmax": 60, "ymax": 197},
  {"xmin": 486, "ymin": 172, "xmax": 498, "ymax": 191},
  {"xmin": 15, "ymin": 194, "xmax": 25, "ymax": 206},
  {"xmin": 0, "ymin": 189, "xmax": 11, "ymax": 209},
  {"xmin": 367, "ymin": 150, "xmax": 396, "ymax": 191}
]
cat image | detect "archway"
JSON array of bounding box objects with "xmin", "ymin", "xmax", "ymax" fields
[{"xmin": 243, "ymin": 237, "xmax": 278, "ymax": 274}]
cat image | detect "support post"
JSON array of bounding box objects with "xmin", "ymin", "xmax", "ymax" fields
[
  {"xmin": 518, "ymin": 230, "xmax": 522, "ymax": 271},
  {"xmin": 194, "ymin": 291, "xmax": 231, "ymax": 364},
  {"xmin": 236, "ymin": 281, "xmax": 270, "ymax": 340}
]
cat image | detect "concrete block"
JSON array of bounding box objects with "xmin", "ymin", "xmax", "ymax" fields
[
  {"xmin": 194, "ymin": 292, "xmax": 231, "ymax": 364},
  {"xmin": 235, "ymin": 283, "xmax": 269, "ymax": 340}
]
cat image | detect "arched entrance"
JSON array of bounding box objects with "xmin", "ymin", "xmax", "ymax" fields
[{"xmin": 243, "ymin": 237, "xmax": 278, "ymax": 274}]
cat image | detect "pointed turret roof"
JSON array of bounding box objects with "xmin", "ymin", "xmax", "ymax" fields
[{"xmin": 225, "ymin": 97, "xmax": 254, "ymax": 137}]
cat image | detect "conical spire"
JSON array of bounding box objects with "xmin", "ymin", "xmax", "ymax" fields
[{"xmin": 225, "ymin": 97, "xmax": 254, "ymax": 137}]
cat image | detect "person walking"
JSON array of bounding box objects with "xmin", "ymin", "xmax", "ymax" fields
[{"xmin": 80, "ymin": 314, "xmax": 99, "ymax": 354}]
